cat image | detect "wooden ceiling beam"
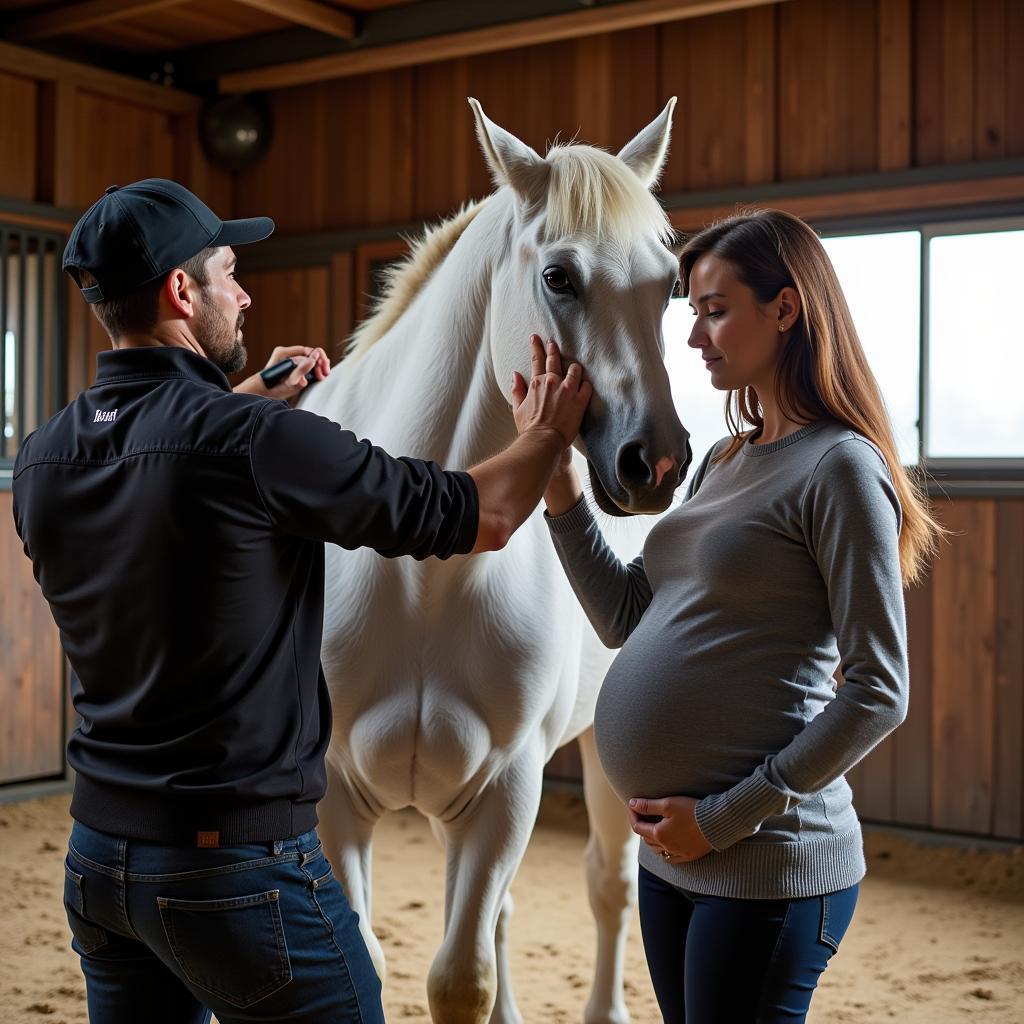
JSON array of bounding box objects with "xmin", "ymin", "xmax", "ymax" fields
[
  {"xmin": 229, "ymin": 0, "xmax": 356, "ymax": 40},
  {"xmin": 667, "ymin": 174, "xmax": 1024, "ymax": 232},
  {"xmin": 220, "ymin": 0, "xmax": 789, "ymax": 92},
  {"xmin": 4, "ymin": 0, "xmax": 189, "ymax": 42},
  {"xmin": 0, "ymin": 39, "xmax": 200, "ymax": 114},
  {"xmin": 4, "ymin": 0, "xmax": 355, "ymax": 44}
]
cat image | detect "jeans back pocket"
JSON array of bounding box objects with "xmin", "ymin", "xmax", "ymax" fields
[
  {"xmin": 819, "ymin": 885, "xmax": 858, "ymax": 957},
  {"xmin": 63, "ymin": 863, "xmax": 108, "ymax": 955},
  {"xmin": 158, "ymin": 889, "xmax": 292, "ymax": 1008}
]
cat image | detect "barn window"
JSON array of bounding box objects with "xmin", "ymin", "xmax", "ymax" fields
[
  {"xmin": 664, "ymin": 216, "xmax": 1023, "ymax": 474},
  {"xmin": 820, "ymin": 230, "xmax": 921, "ymax": 465},
  {"xmin": 924, "ymin": 224, "xmax": 1023, "ymax": 461},
  {"xmin": 0, "ymin": 226, "xmax": 66, "ymax": 484}
]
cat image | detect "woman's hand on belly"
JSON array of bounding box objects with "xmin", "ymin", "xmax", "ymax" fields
[{"xmin": 628, "ymin": 796, "xmax": 714, "ymax": 864}]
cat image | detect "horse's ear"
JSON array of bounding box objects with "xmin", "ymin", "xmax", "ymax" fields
[
  {"xmin": 616, "ymin": 97, "xmax": 677, "ymax": 189},
  {"xmin": 469, "ymin": 98, "xmax": 549, "ymax": 206}
]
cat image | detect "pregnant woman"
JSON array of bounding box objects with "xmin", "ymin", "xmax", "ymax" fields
[{"xmin": 520, "ymin": 209, "xmax": 943, "ymax": 1023}]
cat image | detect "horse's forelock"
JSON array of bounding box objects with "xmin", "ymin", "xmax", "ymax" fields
[{"xmin": 543, "ymin": 144, "xmax": 674, "ymax": 246}]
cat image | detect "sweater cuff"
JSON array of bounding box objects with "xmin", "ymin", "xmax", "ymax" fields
[
  {"xmin": 544, "ymin": 496, "xmax": 594, "ymax": 535},
  {"xmin": 695, "ymin": 770, "xmax": 787, "ymax": 852}
]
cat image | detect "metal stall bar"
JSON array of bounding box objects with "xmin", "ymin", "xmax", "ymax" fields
[
  {"xmin": 0, "ymin": 228, "xmax": 7, "ymax": 462},
  {"xmin": 51, "ymin": 235, "xmax": 65, "ymax": 415},
  {"xmin": 33, "ymin": 234, "xmax": 45, "ymax": 428},
  {"xmin": 53, "ymin": 238, "xmax": 67, "ymax": 417},
  {"xmin": 16, "ymin": 231, "xmax": 26, "ymax": 447},
  {"xmin": 918, "ymin": 230, "xmax": 928, "ymax": 466}
]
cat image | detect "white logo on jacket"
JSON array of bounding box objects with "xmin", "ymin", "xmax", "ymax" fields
[{"xmin": 93, "ymin": 409, "xmax": 117, "ymax": 423}]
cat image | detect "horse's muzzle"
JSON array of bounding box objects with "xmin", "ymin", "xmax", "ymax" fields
[{"xmin": 587, "ymin": 441, "xmax": 690, "ymax": 517}]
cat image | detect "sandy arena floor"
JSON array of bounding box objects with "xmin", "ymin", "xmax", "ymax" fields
[{"xmin": 1, "ymin": 792, "xmax": 1022, "ymax": 1023}]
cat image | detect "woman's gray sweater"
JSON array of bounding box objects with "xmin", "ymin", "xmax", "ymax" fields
[{"xmin": 547, "ymin": 421, "xmax": 908, "ymax": 899}]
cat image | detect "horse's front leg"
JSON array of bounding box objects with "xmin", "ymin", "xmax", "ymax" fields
[
  {"xmin": 579, "ymin": 725, "xmax": 637, "ymax": 1024},
  {"xmin": 317, "ymin": 750, "xmax": 386, "ymax": 981},
  {"xmin": 427, "ymin": 746, "xmax": 545, "ymax": 1024}
]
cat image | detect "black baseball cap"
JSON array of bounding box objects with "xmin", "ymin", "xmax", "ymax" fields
[{"xmin": 63, "ymin": 178, "xmax": 274, "ymax": 303}]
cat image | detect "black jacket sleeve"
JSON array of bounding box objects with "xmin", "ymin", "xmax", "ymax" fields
[{"xmin": 249, "ymin": 401, "xmax": 479, "ymax": 560}]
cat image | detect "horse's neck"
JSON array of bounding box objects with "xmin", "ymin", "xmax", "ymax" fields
[{"xmin": 344, "ymin": 198, "xmax": 516, "ymax": 470}]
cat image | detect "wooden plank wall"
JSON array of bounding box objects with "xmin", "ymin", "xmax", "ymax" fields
[
  {"xmin": 0, "ymin": 79, "xmax": 230, "ymax": 214},
  {"xmin": 0, "ymin": 491, "xmax": 65, "ymax": 783},
  {"xmin": 846, "ymin": 500, "xmax": 1024, "ymax": 841},
  {"xmin": 231, "ymin": 0, "xmax": 1024, "ymax": 232}
]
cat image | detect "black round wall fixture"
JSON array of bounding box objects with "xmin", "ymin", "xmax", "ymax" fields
[{"xmin": 199, "ymin": 94, "xmax": 273, "ymax": 172}]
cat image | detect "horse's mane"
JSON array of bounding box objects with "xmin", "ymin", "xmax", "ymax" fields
[
  {"xmin": 347, "ymin": 200, "xmax": 488, "ymax": 358},
  {"xmin": 347, "ymin": 143, "xmax": 674, "ymax": 359}
]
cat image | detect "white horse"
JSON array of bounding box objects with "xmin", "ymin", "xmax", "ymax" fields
[{"xmin": 300, "ymin": 99, "xmax": 690, "ymax": 1024}]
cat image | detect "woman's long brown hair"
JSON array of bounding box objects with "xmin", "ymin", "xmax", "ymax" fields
[{"xmin": 679, "ymin": 208, "xmax": 942, "ymax": 586}]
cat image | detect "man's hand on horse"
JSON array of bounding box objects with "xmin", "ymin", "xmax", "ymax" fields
[{"xmin": 511, "ymin": 335, "xmax": 592, "ymax": 453}]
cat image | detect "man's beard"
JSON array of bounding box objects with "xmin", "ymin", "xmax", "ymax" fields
[{"xmin": 195, "ymin": 298, "xmax": 247, "ymax": 375}]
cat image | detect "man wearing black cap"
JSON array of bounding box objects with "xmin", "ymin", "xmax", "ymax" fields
[
  {"xmin": 11, "ymin": 179, "xmax": 592, "ymax": 1023},
  {"xmin": 64, "ymin": 180, "xmax": 327, "ymax": 396}
]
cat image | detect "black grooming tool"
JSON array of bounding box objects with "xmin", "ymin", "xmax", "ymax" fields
[{"xmin": 259, "ymin": 357, "xmax": 317, "ymax": 390}]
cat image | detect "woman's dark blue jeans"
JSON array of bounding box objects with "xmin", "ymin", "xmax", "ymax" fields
[
  {"xmin": 638, "ymin": 863, "xmax": 859, "ymax": 1023},
  {"xmin": 63, "ymin": 821, "xmax": 385, "ymax": 1024}
]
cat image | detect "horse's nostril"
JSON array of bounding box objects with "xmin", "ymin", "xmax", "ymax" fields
[{"xmin": 616, "ymin": 441, "xmax": 652, "ymax": 489}]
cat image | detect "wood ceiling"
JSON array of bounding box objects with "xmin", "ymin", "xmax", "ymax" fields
[
  {"xmin": 0, "ymin": 0, "xmax": 420, "ymax": 50},
  {"xmin": 0, "ymin": 0, "xmax": 788, "ymax": 94}
]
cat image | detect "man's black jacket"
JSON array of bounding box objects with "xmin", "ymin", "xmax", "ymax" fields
[{"xmin": 12, "ymin": 347, "xmax": 478, "ymax": 843}]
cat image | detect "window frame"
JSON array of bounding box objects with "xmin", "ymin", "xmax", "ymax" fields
[{"xmin": 816, "ymin": 211, "xmax": 1024, "ymax": 485}]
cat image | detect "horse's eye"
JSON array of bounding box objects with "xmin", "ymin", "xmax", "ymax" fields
[
  {"xmin": 543, "ymin": 266, "xmax": 573, "ymax": 293},
  {"xmin": 672, "ymin": 278, "xmax": 682, "ymax": 299}
]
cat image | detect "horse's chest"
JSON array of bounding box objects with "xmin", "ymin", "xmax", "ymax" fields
[{"xmin": 320, "ymin": 534, "xmax": 577, "ymax": 690}]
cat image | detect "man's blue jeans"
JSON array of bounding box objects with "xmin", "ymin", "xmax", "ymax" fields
[{"xmin": 63, "ymin": 821, "xmax": 385, "ymax": 1023}]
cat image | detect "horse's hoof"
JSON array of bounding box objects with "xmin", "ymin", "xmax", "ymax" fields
[{"xmin": 584, "ymin": 1003, "xmax": 630, "ymax": 1024}]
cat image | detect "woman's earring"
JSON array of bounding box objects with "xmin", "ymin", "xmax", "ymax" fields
[{"xmin": 778, "ymin": 323, "xmax": 786, "ymax": 333}]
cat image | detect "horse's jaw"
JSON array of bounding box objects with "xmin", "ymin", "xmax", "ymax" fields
[
  {"xmin": 584, "ymin": 456, "xmax": 685, "ymax": 517},
  {"xmin": 587, "ymin": 462, "xmax": 634, "ymax": 517}
]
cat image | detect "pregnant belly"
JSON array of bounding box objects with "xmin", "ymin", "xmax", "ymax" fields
[
  {"xmin": 594, "ymin": 644, "xmax": 707, "ymax": 803},
  {"xmin": 593, "ymin": 622, "xmax": 769, "ymax": 804}
]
